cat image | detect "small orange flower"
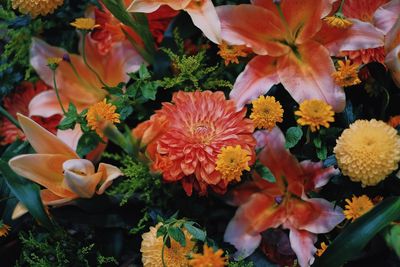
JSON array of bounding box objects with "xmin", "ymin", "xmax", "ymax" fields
[
  {"xmin": 332, "ymin": 60, "xmax": 361, "ymax": 87},
  {"xmin": 0, "ymin": 221, "xmax": 11, "ymax": 238},
  {"xmin": 344, "ymin": 195, "xmax": 374, "ymax": 222},
  {"xmin": 324, "ymin": 15, "xmax": 352, "ymax": 29},
  {"xmin": 189, "ymin": 244, "xmax": 227, "ymax": 267},
  {"xmin": 295, "ymin": 99, "xmax": 335, "ymax": 132},
  {"xmin": 86, "ymin": 99, "xmax": 120, "ymax": 137},
  {"xmin": 218, "ymin": 41, "xmax": 249, "ymax": 65},
  {"xmin": 316, "ymin": 242, "xmax": 328, "ymax": 257}
]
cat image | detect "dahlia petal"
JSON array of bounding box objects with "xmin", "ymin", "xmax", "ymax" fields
[
  {"xmin": 16, "ymin": 114, "xmax": 78, "ymax": 158},
  {"xmin": 277, "ymin": 41, "xmax": 345, "ymax": 112},
  {"xmin": 185, "ymin": 0, "xmax": 221, "ymax": 44},
  {"xmin": 229, "ymin": 55, "xmax": 279, "ymax": 109},
  {"xmin": 9, "ymin": 154, "xmax": 76, "ymax": 198},
  {"xmin": 373, "ymin": 0, "xmax": 400, "ymax": 34},
  {"xmin": 316, "ymin": 19, "xmax": 384, "ymax": 55},
  {"xmin": 97, "ymin": 163, "xmax": 123, "ymax": 194},
  {"xmin": 287, "ymin": 228, "xmax": 317, "ymax": 267},
  {"xmin": 28, "ymin": 90, "xmax": 68, "ymax": 117},
  {"xmin": 216, "ymin": 5, "xmax": 290, "ymax": 56}
]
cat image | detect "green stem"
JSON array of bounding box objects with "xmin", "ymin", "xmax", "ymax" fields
[
  {"xmin": 51, "ymin": 69, "xmax": 67, "ymax": 115},
  {"xmin": 161, "ymin": 236, "xmax": 167, "ymax": 267},
  {"xmin": 337, "ymin": 0, "xmax": 346, "ymax": 13},
  {"xmin": 274, "ymin": 2, "xmax": 293, "ymax": 41},
  {"xmin": 0, "ymin": 106, "xmax": 21, "ymax": 130},
  {"xmin": 81, "ymin": 32, "xmax": 108, "ymax": 88}
]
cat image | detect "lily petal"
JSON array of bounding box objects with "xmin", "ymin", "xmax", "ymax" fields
[
  {"xmin": 299, "ymin": 161, "xmax": 339, "ymax": 191},
  {"xmin": 373, "ymin": 0, "xmax": 400, "ymax": 34},
  {"xmin": 277, "ymin": 41, "xmax": 345, "ymax": 112},
  {"xmin": 9, "ymin": 154, "xmax": 76, "ymax": 198},
  {"xmin": 16, "ymin": 114, "xmax": 78, "ymax": 158},
  {"xmin": 28, "ymin": 90, "xmax": 69, "ymax": 118},
  {"xmin": 41, "ymin": 189, "xmax": 74, "ymax": 206},
  {"xmin": 229, "ymin": 55, "xmax": 279, "ymax": 108},
  {"xmin": 127, "ymin": 0, "xmax": 190, "ymax": 12},
  {"xmin": 11, "ymin": 203, "xmax": 29, "ymax": 220},
  {"xmin": 96, "ymin": 163, "xmax": 123, "ymax": 194},
  {"xmin": 56, "ymin": 124, "xmax": 83, "ymax": 152},
  {"xmin": 185, "ymin": 0, "xmax": 221, "ymax": 44},
  {"xmin": 385, "ymin": 45, "xmax": 400, "ymax": 87},
  {"xmin": 287, "ymin": 228, "xmax": 317, "ymax": 267}
]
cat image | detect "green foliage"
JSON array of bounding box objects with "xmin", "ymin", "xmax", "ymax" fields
[
  {"xmin": 285, "ymin": 126, "xmax": 303, "ymax": 149},
  {"xmin": 254, "ymin": 162, "xmax": 276, "ymax": 183},
  {"xmin": 228, "ymin": 260, "xmax": 255, "ymax": 267},
  {"xmin": 15, "ymin": 227, "xmax": 118, "ymax": 267}
]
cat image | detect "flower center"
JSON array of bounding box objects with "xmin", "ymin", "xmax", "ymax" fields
[{"xmin": 215, "ymin": 145, "xmax": 251, "ymax": 182}]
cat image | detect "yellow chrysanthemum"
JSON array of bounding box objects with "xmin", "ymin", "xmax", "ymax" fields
[
  {"xmin": 12, "ymin": 0, "xmax": 63, "ymax": 17},
  {"xmin": 141, "ymin": 223, "xmax": 195, "ymax": 267},
  {"xmin": 70, "ymin": 18, "xmax": 99, "ymax": 30},
  {"xmin": 215, "ymin": 145, "xmax": 251, "ymax": 183},
  {"xmin": 86, "ymin": 99, "xmax": 120, "ymax": 137},
  {"xmin": 343, "ymin": 195, "xmax": 374, "ymax": 222},
  {"xmin": 217, "ymin": 41, "xmax": 249, "ymax": 65},
  {"xmin": 315, "ymin": 242, "xmax": 328, "ymax": 257},
  {"xmin": 250, "ymin": 96, "xmax": 284, "ymax": 131},
  {"xmin": 323, "ymin": 15, "xmax": 353, "ymax": 29},
  {"xmin": 334, "ymin": 119, "xmax": 400, "ymax": 186},
  {"xmin": 189, "ymin": 244, "xmax": 227, "ymax": 267},
  {"xmin": 332, "ymin": 60, "xmax": 361, "ymax": 87},
  {"xmin": 0, "ymin": 222, "xmax": 11, "ymax": 238},
  {"xmin": 295, "ymin": 99, "xmax": 334, "ymax": 132}
]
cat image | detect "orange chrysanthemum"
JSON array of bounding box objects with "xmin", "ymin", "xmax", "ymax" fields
[
  {"xmin": 86, "ymin": 99, "xmax": 120, "ymax": 137},
  {"xmin": 11, "ymin": 0, "xmax": 64, "ymax": 17},
  {"xmin": 343, "ymin": 195, "xmax": 374, "ymax": 222},
  {"xmin": 0, "ymin": 81, "xmax": 61, "ymax": 145},
  {"xmin": 218, "ymin": 41, "xmax": 249, "ymax": 65},
  {"xmin": 189, "ymin": 244, "xmax": 227, "ymax": 267},
  {"xmin": 134, "ymin": 91, "xmax": 256, "ymax": 196}
]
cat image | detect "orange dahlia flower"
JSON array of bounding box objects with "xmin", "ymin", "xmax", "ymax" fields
[{"xmin": 133, "ymin": 91, "xmax": 256, "ymax": 196}]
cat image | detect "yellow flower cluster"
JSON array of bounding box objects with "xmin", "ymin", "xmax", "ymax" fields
[
  {"xmin": 250, "ymin": 96, "xmax": 284, "ymax": 131},
  {"xmin": 215, "ymin": 145, "xmax": 251, "ymax": 182},
  {"xmin": 295, "ymin": 99, "xmax": 335, "ymax": 132},
  {"xmin": 323, "ymin": 15, "xmax": 353, "ymax": 29},
  {"xmin": 189, "ymin": 244, "xmax": 227, "ymax": 267},
  {"xmin": 12, "ymin": 0, "xmax": 64, "ymax": 17}
]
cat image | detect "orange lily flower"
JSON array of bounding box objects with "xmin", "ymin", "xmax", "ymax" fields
[
  {"xmin": 8, "ymin": 114, "xmax": 122, "ymax": 219},
  {"xmin": 385, "ymin": 16, "xmax": 400, "ymax": 86},
  {"xmin": 217, "ymin": 0, "xmax": 386, "ymax": 111},
  {"xmin": 224, "ymin": 128, "xmax": 344, "ymax": 267},
  {"xmin": 127, "ymin": 0, "xmax": 222, "ymax": 44}
]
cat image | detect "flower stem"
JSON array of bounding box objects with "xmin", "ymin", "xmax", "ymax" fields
[
  {"xmin": 0, "ymin": 106, "xmax": 21, "ymax": 130},
  {"xmin": 51, "ymin": 69, "xmax": 67, "ymax": 115}
]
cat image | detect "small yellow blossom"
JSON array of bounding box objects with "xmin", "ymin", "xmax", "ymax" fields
[
  {"xmin": 189, "ymin": 244, "xmax": 228, "ymax": 267},
  {"xmin": 250, "ymin": 96, "xmax": 284, "ymax": 131},
  {"xmin": 215, "ymin": 145, "xmax": 251, "ymax": 183},
  {"xmin": 316, "ymin": 242, "xmax": 328, "ymax": 257},
  {"xmin": 334, "ymin": 119, "xmax": 400, "ymax": 186},
  {"xmin": 217, "ymin": 41, "xmax": 249, "ymax": 65},
  {"xmin": 86, "ymin": 99, "xmax": 120, "ymax": 137},
  {"xmin": 47, "ymin": 57, "xmax": 62, "ymax": 69},
  {"xmin": 70, "ymin": 18, "xmax": 99, "ymax": 30},
  {"xmin": 12, "ymin": 0, "xmax": 64, "ymax": 17},
  {"xmin": 295, "ymin": 99, "xmax": 334, "ymax": 132},
  {"xmin": 324, "ymin": 15, "xmax": 353, "ymax": 29},
  {"xmin": 332, "ymin": 60, "xmax": 361, "ymax": 87},
  {"xmin": 343, "ymin": 195, "xmax": 374, "ymax": 222}
]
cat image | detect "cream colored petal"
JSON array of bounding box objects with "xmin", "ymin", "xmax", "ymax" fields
[
  {"xmin": 96, "ymin": 163, "xmax": 123, "ymax": 194},
  {"xmin": 11, "ymin": 202, "xmax": 28, "ymax": 220},
  {"xmin": 17, "ymin": 113, "xmax": 78, "ymax": 158},
  {"xmin": 9, "ymin": 154, "xmax": 76, "ymax": 198},
  {"xmin": 41, "ymin": 189, "xmax": 75, "ymax": 206},
  {"xmin": 62, "ymin": 159, "xmax": 102, "ymax": 198}
]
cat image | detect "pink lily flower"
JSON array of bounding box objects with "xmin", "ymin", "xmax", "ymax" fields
[
  {"xmin": 385, "ymin": 16, "xmax": 400, "ymax": 86},
  {"xmin": 127, "ymin": 0, "xmax": 222, "ymax": 44},
  {"xmin": 8, "ymin": 114, "xmax": 122, "ymax": 219},
  {"xmin": 224, "ymin": 128, "xmax": 344, "ymax": 267}
]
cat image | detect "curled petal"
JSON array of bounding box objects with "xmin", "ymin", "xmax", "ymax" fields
[
  {"xmin": 385, "ymin": 45, "xmax": 400, "ymax": 87},
  {"xmin": 56, "ymin": 124, "xmax": 83, "ymax": 152},
  {"xmin": 373, "ymin": 0, "xmax": 400, "ymax": 34},
  {"xmin": 385, "ymin": 17, "xmax": 400, "ymax": 53},
  {"xmin": 287, "ymin": 228, "xmax": 317, "ymax": 267},
  {"xmin": 28, "ymin": 90, "xmax": 68, "ymax": 118},
  {"xmin": 229, "ymin": 55, "xmax": 279, "ymax": 109},
  {"xmin": 96, "ymin": 163, "xmax": 123, "ymax": 194},
  {"xmin": 11, "ymin": 203, "xmax": 28, "ymax": 220},
  {"xmin": 41, "ymin": 189, "xmax": 74, "ymax": 206}
]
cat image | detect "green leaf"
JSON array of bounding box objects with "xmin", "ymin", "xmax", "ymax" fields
[
  {"xmin": 168, "ymin": 227, "xmax": 186, "ymax": 247},
  {"xmin": 254, "ymin": 162, "xmax": 276, "ymax": 183},
  {"xmin": 285, "ymin": 126, "xmax": 303, "ymax": 149},
  {"xmin": 184, "ymin": 222, "xmax": 206, "ymax": 241},
  {"xmin": 157, "ymin": 225, "xmax": 167, "ymax": 238},
  {"xmin": 76, "ymin": 132, "xmax": 101, "ymax": 157},
  {"xmin": 141, "ymin": 82, "xmax": 158, "ymax": 100},
  {"xmin": 138, "ymin": 64, "xmax": 151, "ymax": 79},
  {"xmin": 383, "ymin": 224, "xmax": 400, "ymax": 258},
  {"xmin": 316, "ymin": 144, "xmax": 327, "ymax": 160},
  {"xmin": 0, "ymin": 160, "xmax": 53, "ymax": 229},
  {"xmin": 313, "ymin": 197, "xmax": 400, "ymax": 267},
  {"xmin": 313, "ymin": 135, "xmax": 322, "ymax": 149}
]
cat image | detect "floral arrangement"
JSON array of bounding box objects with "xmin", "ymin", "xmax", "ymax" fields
[{"xmin": 0, "ymin": 0, "xmax": 400, "ymax": 266}]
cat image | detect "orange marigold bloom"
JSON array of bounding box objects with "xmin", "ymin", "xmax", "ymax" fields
[
  {"xmin": 0, "ymin": 81, "xmax": 61, "ymax": 145},
  {"xmin": 218, "ymin": 41, "xmax": 249, "ymax": 65},
  {"xmin": 133, "ymin": 91, "xmax": 256, "ymax": 196},
  {"xmin": 388, "ymin": 115, "xmax": 400, "ymax": 128},
  {"xmin": 86, "ymin": 99, "xmax": 120, "ymax": 137},
  {"xmin": 189, "ymin": 244, "xmax": 227, "ymax": 267}
]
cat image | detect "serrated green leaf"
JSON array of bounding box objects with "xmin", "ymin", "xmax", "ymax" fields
[
  {"xmin": 285, "ymin": 126, "xmax": 303, "ymax": 149},
  {"xmin": 383, "ymin": 224, "xmax": 400, "ymax": 258},
  {"xmin": 184, "ymin": 222, "xmax": 206, "ymax": 241},
  {"xmin": 141, "ymin": 83, "xmax": 158, "ymax": 100},
  {"xmin": 138, "ymin": 64, "xmax": 151, "ymax": 79},
  {"xmin": 313, "ymin": 197, "xmax": 400, "ymax": 267},
  {"xmin": 168, "ymin": 227, "xmax": 186, "ymax": 247},
  {"xmin": 254, "ymin": 162, "xmax": 276, "ymax": 183},
  {"xmin": 316, "ymin": 144, "xmax": 327, "ymax": 160}
]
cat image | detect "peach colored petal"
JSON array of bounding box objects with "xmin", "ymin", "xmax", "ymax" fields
[
  {"xmin": 385, "ymin": 17, "xmax": 400, "ymax": 52},
  {"xmin": 9, "ymin": 154, "xmax": 76, "ymax": 198},
  {"xmin": 28, "ymin": 90, "xmax": 68, "ymax": 118},
  {"xmin": 56, "ymin": 124, "xmax": 83, "ymax": 152},
  {"xmin": 229, "ymin": 55, "xmax": 279, "ymax": 108},
  {"xmin": 373, "ymin": 0, "xmax": 400, "ymax": 34},
  {"xmin": 277, "ymin": 41, "xmax": 345, "ymax": 112},
  {"xmin": 287, "ymin": 228, "xmax": 317, "ymax": 267},
  {"xmin": 62, "ymin": 159, "xmax": 102, "ymax": 198},
  {"xmin": 217, "ymin": 5, "xmax": 290, "ymax": 56},
  {"xmin": 40, "ymin": 189, "xmax": 74, "ymax": 206},
  {"xmin": 127, "ymin": 0, "xmax": 191, "ymax": 12},
  {"xmin": 96, "ymin": 163, "xmax": 123, "ymax": 194},
  {"xmin": 185, "ymin": 0, "xmax": 221, "ymax": 43},
  {"xmin": 16, "ymin": 114, "xmax": 78, "ymax": 158}
]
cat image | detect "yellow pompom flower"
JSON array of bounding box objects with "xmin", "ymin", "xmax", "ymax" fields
[
  {"xmin": 189, "ymin": 244, "xmax": 227, "ymax": 267},
  {"xmin": 295, "ymin": 99, "xmax": 334, "ymax": 132},
  {"xmin": 323, "ymin": 15, "xmax": 353, "ymax": 29},
  {"xmin": 218, "ymin": 41, "xmax": 249, "ymax": 66},
  {"xmin": 250, "ymin": 96, "xmax": 284, "ymax": 131},
  {"xmin": 315, "ymin": 242, "xmax": 328, "ymax": 257},
  {"xmin": 12, "ymin": 0, "xmax": 63, "ymax": 17},
  {"xmin": 215, "ymin": 145, "xmax": 251, "ymax": 183},
  {"xmin": 334, "ymin": 119, "xmax": 400, "ymax": 186},
  {"xmin": 141, "ymin": 223, "xmax": 195, "ymax": 267},
  {"xmin": 86, "ymin": 99, "xmax": 120, "ymax": 137},
  {"xmin": 332, "ymin": 60, "xmax": 361, "ymax": 87},
  {"xmin": 343, "ymin": 195, "xmax": 374, "ymax": 222},
  {"xmin": 70, "ymin": 18, "xmax": 100, "ymax": 30}
]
